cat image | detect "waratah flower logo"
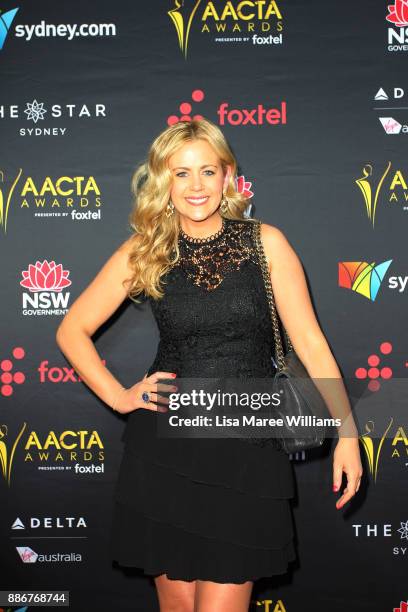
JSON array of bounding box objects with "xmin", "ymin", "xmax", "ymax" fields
[
  {"xmin": 235, "ymin": 175, "xmax": 254, "ymax": 199},
  {"xmin": 20, "ymin": 260, "xmax": 72, "ymax": 293},
  {"xmin": 386, "ymin": 0, "xmax": 408, "ymax": 26}
]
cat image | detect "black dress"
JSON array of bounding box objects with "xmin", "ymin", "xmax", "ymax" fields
[{"xmin": 109, "ymin": 216, "xmax": 297, "ymax": 583}]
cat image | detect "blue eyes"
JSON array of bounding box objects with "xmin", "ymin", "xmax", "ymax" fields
[{"xmin": 176, "ymin": 170, "xmax": 215, "ymax": 177}]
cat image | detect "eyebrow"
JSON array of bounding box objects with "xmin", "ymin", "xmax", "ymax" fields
[{"xmin": 171, "ymin": 164, "xmax": 218, "ymax": 171}]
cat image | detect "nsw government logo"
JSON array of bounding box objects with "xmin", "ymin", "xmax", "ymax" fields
[
  {"xmin": 20, "ymin": 259, "xmax": 72, "ymax": 316},
  {"xmin": 386, "ymin": 0, "xmax": 408, "ymax": 51}
]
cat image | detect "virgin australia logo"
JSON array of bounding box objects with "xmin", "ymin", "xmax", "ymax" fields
[{"xmin": 0, "ymin": 8, "xmax": 19, "ymax": 50}]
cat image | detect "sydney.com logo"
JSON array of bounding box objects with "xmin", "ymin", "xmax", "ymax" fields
[
  {"xmin": 338, "ymin": 260, "xmax": 408, "ymax": 301},
  {"xmin": 0, "ymin": 7, "xmax": 116, "ymax": 52},
  {"xmin": 0, "ymin": 7, "xmax": 18, "ymax": 49}
]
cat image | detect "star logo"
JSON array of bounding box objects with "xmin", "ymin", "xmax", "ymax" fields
[
  {"xmin": 397, "ymin": 519, "xmax": 408, "ymax": 540},
  {"xmin": 24, "ymin": 99, "xmax": 47, "ymax": 123}
]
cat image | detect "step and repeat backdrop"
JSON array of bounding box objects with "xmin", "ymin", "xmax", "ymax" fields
[{"xmin": 1, "ymin": 1, "xmax": 407, "ymax": 611}]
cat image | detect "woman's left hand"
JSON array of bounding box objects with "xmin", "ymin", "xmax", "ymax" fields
[{"xmin": 332, "ymin": 437, "xmax": 363, "ymax": 510}]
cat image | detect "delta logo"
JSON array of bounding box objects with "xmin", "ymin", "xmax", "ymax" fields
[
  {"xmin": 386, "ymin": 0, "xmax": 408, "ymax": 52},
  {"xmin": 20, "ymin": 259, "xmax": 72, "ymax": 316},
  {"xmin": 0, "ymin": 169, "xmax": 103, "ymax": 236},
  {"xmin": 168, "ymin": 0, "xmax": 284, "ymax": 58},
  {"xmin": 12, "ymin": 515, "xmax": 87, "ymax": 530}
]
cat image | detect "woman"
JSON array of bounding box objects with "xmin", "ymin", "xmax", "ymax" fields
[{"xmin": 56, "ymin": 117, "xmax": 363, "ymax": 612}]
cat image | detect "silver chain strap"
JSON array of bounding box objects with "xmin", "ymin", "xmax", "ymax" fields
[{"xmin": 252, "ymin": 219, "xmax": 293, "ymax": 371}]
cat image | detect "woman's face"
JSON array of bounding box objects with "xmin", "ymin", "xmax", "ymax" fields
[{"xmin": 168, "ymin": 138, "xmax": 231, "ymax": 223}]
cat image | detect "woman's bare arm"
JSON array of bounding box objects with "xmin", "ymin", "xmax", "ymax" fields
[
  {"xmin": 260, "ymin": 223, "xmax": 356, "ymax": 432},
  {"xmin": 56, "ymin": 238, "xmax": 175, "ymax": 413},
  {"xmin": 260, "ymin": 223, "xmax": 363, "ymax": 508}
]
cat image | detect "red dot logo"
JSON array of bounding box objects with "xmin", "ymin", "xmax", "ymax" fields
[
  {"xmin": 167, "ymin": 89, "xmax": 205, "ymax": 125},
  {"xmin": 1, "ymin": 347, "xmax": 26, "ymax": 397},
  {"xmin": 354, "ymin": 342, "xmax": 393, "ymax": 392}
]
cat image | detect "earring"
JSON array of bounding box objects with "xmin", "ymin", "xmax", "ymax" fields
[
  {"xmin": 166, "ymin": 200, "xmax": 175, "ymax": 217},
  {"xmin": 220, "ymin": 192, "xmax": 228, "ymax": 213}
]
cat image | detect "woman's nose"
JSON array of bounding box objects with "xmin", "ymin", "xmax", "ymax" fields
[{"xmin": 189, "ymin": 173, "xmax": 204, "ymax": 190}]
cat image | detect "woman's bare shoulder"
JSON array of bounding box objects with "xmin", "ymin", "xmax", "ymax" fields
[
  {"xmin": 258, "ymin": 222, "xmax": 297, "ymax": 270},
  {"xmin": 259, "ymin": 222, "xmax": 290, "ymax": 249}
]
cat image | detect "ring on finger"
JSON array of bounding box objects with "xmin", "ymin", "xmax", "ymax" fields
[{"xmin": 142, "ymin": 391, "xmax": 150, "ymax": 403}]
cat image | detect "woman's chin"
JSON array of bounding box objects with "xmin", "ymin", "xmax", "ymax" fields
[{"xmin": 180, "ymin": 206, "xmax": 219, "ymax": 222}]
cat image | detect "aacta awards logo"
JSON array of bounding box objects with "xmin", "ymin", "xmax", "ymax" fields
[
  {"xmin": 355, "ymin": 162, "xmax": 392, "ymax": 227},
  {"xmin": 355, "ymin": 162, "xmax": 408, "ymax": 226},
  {"xmin": 0, "ymin": 422, "xmax": 27, "ymax": 486},
  {"xmin": 0, "ymin": 168, "xmax": 103, "ymax": 235},
  {"xmin": 168, "ymin": 0, "xmax": 284, "ymax": 58},
  {"xmin": 20, "ymin": 259, "xmax": 72, "ymax": 316},
  {"xmin": 359, "ymin": 417, "xmax": 408, "ymax": 483},
  {"xmin": 0, "ymin": 422, "xmax": 105, "ymax": 486}
]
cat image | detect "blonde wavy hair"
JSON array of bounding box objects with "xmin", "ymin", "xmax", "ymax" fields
[{"xmin": 124, "ymin": 117, "xmax": 250, "ymax": 302}]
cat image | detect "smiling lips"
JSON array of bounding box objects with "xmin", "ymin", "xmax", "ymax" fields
[{"xmin": 185, "ymin": 196, "xmax": 209, "ymax": 206}]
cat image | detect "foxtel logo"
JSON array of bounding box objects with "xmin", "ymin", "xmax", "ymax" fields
[{"xmin": 217, "ymin": 102, "xmax": 286, "ymax": 126}]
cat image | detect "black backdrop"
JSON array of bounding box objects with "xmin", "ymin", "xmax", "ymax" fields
[{"xmin": 1, "ymin": 2, "xmax": 407, "ymax": 611}]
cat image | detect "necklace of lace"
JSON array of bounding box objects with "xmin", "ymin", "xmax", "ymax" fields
[{"xmin": 175, "ymin": 218, "xmax": 258, "ymax": 291}]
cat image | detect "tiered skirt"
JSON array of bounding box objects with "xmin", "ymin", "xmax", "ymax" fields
[{"xmin": 109, "ymin": 409, "xmax": 297, "ymax": 584}]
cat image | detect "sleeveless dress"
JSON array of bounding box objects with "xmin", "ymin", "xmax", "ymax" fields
[{"xmin": 109, "ymin": 216, "xmax": 297, "ymax": 583}]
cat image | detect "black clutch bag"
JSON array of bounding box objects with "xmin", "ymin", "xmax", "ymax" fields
[{"xmin": 252, "ymin": 219, "xmax": 327, "ymax": 455}]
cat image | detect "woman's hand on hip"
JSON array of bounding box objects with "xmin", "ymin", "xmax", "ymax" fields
[{"xmin": 114, "ymin": 371, "xmax": 177, "ymax": 414}]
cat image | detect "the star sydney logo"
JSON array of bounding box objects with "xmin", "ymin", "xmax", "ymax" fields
[{"xmin": 24, "ymin": 99, "xmax": 47, "ymax": 123}]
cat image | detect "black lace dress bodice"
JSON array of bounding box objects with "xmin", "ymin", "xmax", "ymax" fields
[{"xmin": 147, "ymin": 216, "xmax": 277, "ymax": 379}]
